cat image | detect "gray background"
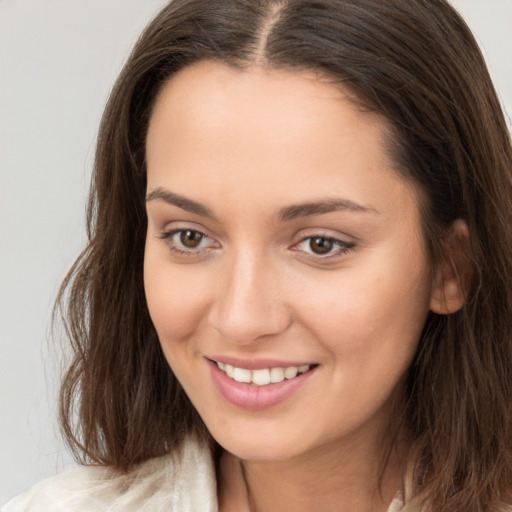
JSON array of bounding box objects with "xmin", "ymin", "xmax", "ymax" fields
[{"xmin": 1, "ymin": 0, "xmax": 511, "ymax": 504}]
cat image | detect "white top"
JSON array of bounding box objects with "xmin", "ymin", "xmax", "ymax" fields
[{"xmin": 2, "ymin": 439, "xmax": 405, "ymax": 511}]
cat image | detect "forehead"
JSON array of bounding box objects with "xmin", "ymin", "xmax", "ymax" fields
[{"xmin": 145, "ymin": 60, "xmax": 417, "ymax": 221}]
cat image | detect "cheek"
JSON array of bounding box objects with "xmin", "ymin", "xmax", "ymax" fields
[
  {"xmin": 293, "ymin": 251, "xmax": 432, "ymax": 360},
  {"xmin": 143, "ymin": 246, "xmax": 210, "ymax": 347}
]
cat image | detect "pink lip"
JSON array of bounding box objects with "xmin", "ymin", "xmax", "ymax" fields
[{"xmin": 207, "ymin": 359, "xmax": 317, "ymax": 410}]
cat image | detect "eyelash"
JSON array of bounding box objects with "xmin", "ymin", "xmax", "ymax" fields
[
  {"xmin": 158, "ymin": 229, "xmax": 355, "ymax": 260},
  {"xmin": 293, "ymin": 235, "xmax": 355, "ymax": 259},
  {"xmin": 158, "ymin": 229, "xmax": 217, "ymax": 257}
]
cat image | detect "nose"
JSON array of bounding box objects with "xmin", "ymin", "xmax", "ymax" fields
[{"xmin": 207, "ymin": 249, "xmax": 292, "ymax": 345}]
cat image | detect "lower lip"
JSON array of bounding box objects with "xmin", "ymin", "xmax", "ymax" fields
[{"xmin": 208, "ymin": 360, "xmax": 316, "ymax": 410}]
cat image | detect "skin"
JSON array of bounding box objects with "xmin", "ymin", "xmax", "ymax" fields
[{"xmin": 143, "ymin": 60, "xmax": 457, "ymax": 511}]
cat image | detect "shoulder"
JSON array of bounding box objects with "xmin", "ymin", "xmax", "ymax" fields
[
  {"xmin": 387, "ymin": 495, "xmax": 405, "ymax": 511},
  {"xmin": 2, "ymin": 438, "xmax": 217, "ymax": 512}
]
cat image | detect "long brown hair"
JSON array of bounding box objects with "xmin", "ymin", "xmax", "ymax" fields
[{"xmin": 57, "ymin": 0, "xmax": 512, "ymax": 509}]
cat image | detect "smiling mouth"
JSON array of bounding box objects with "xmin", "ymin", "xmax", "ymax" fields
[{"xmin": 214, "ymin": 361, "xmax": 313, "ymax": 386}]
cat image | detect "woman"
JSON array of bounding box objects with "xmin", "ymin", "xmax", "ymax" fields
[{"xmin": 4, "ymin": 0, "xmax": 512, "ymax": 510}]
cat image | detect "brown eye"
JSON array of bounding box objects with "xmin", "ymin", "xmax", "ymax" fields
[
  {"xmin": 180, "ymin": 230, "xmax": 204, "ymax": 248},
  {"xmin": 309, "ymin": 237, "xmax": 334, "ymax": 254}
]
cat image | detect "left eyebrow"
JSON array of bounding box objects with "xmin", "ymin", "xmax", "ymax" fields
[
  {"xmin": 278, "ymin": 198, "xmax": 378, "ymax": 222},
  {"xmin": 146, "ymin": 187, "xmax": 217, "ymax": 219}
]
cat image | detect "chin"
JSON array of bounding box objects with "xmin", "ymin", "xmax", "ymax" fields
[{"xmin": 206, "ymin": 418, "xmax": 316, "ymax": 463}]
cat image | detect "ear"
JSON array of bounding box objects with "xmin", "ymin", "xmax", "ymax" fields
[{"xmin": 430, "ymin": 219, "xmax": 472, "ymax": 315}]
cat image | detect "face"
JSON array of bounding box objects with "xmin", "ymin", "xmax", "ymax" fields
[{"xmin": 144, "ymin": 61, "xmax": 436, "ymax": 463}]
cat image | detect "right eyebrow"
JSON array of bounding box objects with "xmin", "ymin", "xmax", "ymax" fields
[
  {"xmin": 277, "ymin": 197, "xmax": 377, "ymax": 222},
  {"xmin": 145, "ymin": 187, "xmax": 217, "ymax": 219}
]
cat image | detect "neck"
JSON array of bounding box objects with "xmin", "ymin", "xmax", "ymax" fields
[{"xmin": 217, "ymin": 432, "xmax": 405, "ymax": 512}]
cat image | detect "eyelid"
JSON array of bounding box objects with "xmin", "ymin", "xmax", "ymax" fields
[
  {"xmin": 157, "ymin": 224, "xmax": 221, "ymax": 257},
  {"xmin": 292, "ymin": 227, "xmax": 355, "ymax": 245},
  {"xmin": 158, "ymin": 228, "xmax": 217, "ymax": 244},
  {"xmin": 156, "ymin": 219, "xmax": 217, "ymax": 241},
  {"xmin": 290, "ymin": 230, "xmax": 356, "ymax": 260},
  {"xmin": 158, "ymin": 227, "xmax": 205, "ymax": 241}
]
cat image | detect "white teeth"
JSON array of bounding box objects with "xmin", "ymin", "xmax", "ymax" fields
[
  {"xmin": 216, "ymin": 362, "xmax": 311, "ymax": 386},
  {"xmin": 233, "ymin": 367, "xmax": 251, "ymax": 383},
  {"xmin": 252, "ymin": 369, "xmax": 271, "ymax": 386},
  {"xmin": 270, "ymin": 367, "xmax": 285, "ymax": 384},
  {"xmin": 284, "ymin": 366, "xmax": 298, "ymax": 379}
]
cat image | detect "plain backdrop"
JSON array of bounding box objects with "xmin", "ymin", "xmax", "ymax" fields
[{"xmin": 1, "ymin": 0, "xmax": 511, "ymax": 504}]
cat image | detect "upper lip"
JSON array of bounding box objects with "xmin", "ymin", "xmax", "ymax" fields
[{"xmin": 206, "ymin": 355, "xmax": 316, "ymax": 370}]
